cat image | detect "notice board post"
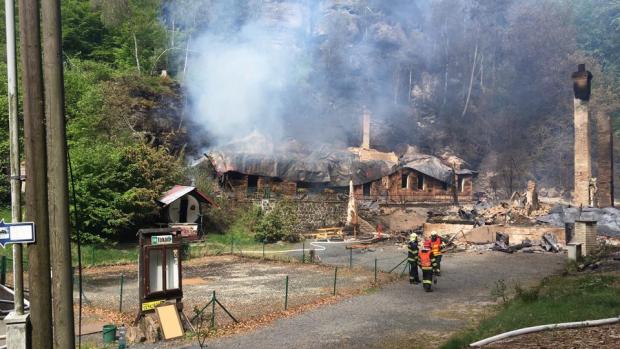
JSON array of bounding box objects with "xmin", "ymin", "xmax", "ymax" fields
[{"xmin": 135, "ymin": 228, "xmax": 183, "ymax": 324}]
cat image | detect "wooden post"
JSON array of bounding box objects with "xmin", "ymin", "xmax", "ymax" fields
[
  {"xmin": 19, "ymin": 0, "xmax": 53, "ymax": 345},
  {"xmin": 42, "ymin": 0, "xmax": 75, "ymax": 346}
]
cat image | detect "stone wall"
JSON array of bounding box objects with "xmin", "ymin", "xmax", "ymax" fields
[{"xmin": 254, "ymin": 198, "xmax": 348, "ymax": 234}]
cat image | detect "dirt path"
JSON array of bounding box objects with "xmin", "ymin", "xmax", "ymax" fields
[{"xmin": 187, "ymin": 251, "xmax": 565, "ymax": 349}]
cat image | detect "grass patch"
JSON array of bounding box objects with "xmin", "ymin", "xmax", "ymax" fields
[
  {"xmin": 0, "ymin": 206, "xmax": 11, "ymax": 221},
  {"xmin": 65, "ymin": 234, "xmax": 295, "ymax": 267},
  {"xmin": 441, "ymin": 273, "xmax": 620, "ymax": 349},
  {"xmin": 190, "ymin": 234, "xmax": 294, "ymax": 258},
  {"xmin": 72, "ymin": 243, "xmax": 139, "ymax": 266}
]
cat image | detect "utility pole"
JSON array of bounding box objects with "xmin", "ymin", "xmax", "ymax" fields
[
  {"xmin": 5, "ymin": 0, "xmax": 25, "ymax": 316},
  {"xmin": 41, "ymin": 0, "xmax": 75, "ymax": 346},
  {"xmin": 19, "ymin": 0, "xmax": 53, "ymax": 347}
]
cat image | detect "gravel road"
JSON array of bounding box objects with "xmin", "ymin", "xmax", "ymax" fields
[
  {"xmin": 77, "ymin": 255, "xmax": 381, "ymax": 324},
  {"xmin": 189, "ymin": 249, "xmax": 565, "ymax": 349}
]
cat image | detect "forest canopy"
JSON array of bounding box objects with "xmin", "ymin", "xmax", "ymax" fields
[{"xmin": 0, "ymin": 0, "xmax": 618, "ymax": 241}]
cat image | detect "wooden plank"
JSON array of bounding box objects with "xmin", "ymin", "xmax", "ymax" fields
[{"xmin": 156, "ymin": 304, "xmax": 184, "ymax": 340}]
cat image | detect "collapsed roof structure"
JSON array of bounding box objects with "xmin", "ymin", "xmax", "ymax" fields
[{"xmin": 202, "ymin": 111, "xmax": 476, "ymax": 204}]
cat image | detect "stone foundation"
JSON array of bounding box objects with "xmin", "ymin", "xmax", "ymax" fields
[{"xmin": 255, "ymin": 199, "xmax": 348, "ymax": 234}]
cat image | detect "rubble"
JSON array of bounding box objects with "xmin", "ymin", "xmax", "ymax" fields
[
  {"xmin": 525, "ymin": 180, "xmax": 539, "ymax": 214},
  {"xmin": 541, "ymin": 233, "xmax": 561, "ymax": 252},
  {"xmin": 537, "ymin": 206, "xmax": 620, "ymax": 236}
]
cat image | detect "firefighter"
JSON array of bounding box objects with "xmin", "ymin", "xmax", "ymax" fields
[
  {"xmin": 430, "ymin": 231, "xmax": 446, "ymax": 276},
  {"xmin": 407, "ymin": 233, "xmax": 420, "ymax": 284},
  {"xmin": 418, "ymin": 240, "xmax": 437, "ymax": 292}
]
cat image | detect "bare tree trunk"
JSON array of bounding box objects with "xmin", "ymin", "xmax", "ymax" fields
[
  {"xmin": 461, "ymin": 42, "xmax": 478, "ymax": 118},
  {"xmin": 183, "ymin": 34, "xmax": 191, "ymax": 80},
  {"xmin": 394, "ymin": 68, "xmax": 400, "ymax": 105},
  {"xmin": 479, "ymin": 53, "xmax": 484, "ymax": 93},
  {"xmin": 408, "ymin": 66, "xmax": 413, "ymax": 103},
  {"xmin": 171, "ymin": 18, "xmax": 175, "ymax": 48},
  {"xmin": 442, "ymin": 22, "xmax": 449, "ymax": 109},
  {"xmin": 133, "ymin": 32, "xmax": 141, "ymax": 74}
]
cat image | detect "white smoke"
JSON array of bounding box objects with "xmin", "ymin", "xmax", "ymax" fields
[
  {"xmin": 169, "ymin": 0, "xmax": 425, "ymax": 151},
  {"xmin": 188, "ymin": 31, "xmax": 282, "ymax": 146},
  {"xmin": 184, "ymin": 3, "xmax": 308, "ymax": 149}
]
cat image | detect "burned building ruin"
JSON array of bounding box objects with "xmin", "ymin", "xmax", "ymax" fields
[{"xmin": 202, "ymin": 112, "xmax": 476, "ymax": 205}]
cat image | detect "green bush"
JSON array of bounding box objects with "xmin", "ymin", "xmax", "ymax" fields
[{"xmin": 255, "ymin": 200, "xmax": 298, "ymax": 243}]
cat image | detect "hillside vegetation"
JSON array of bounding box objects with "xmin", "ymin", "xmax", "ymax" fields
[{"xmin": 0, "ymin": 0, "xmax": 618, "ymax": 241}]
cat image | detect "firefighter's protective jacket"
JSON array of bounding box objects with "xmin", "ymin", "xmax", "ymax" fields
[
  {"xmin": 431, "ymin": 236, "xmax": 446, "ymax": 256},
  {"xmin": 407, "ymin": 240, "xmax": 419, "ymax": 262},
  {"xmin": 417, "ymin": 249, "xmax": 437, "ymax": 270}
]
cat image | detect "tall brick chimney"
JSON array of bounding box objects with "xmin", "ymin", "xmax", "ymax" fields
[
  {"xmin": 596, "ymin": 111, "xmax": 614, "ymax": 207},
  {"xmin": 572, "ymin": 64, "xmax": 593, "ymax": 206},
  {"xmin": 362, "ymin": 107, "xmax": 371, "ymax": 149}
]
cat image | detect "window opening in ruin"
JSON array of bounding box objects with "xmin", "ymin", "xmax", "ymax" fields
[
  {"xmin": 417, "ymin": 174, "xmax": 424, "ymax": 191},
  {"xmin": 401, "ymin": 174, "xmax": 408, "ymax": 189},
  {"xmin": 228, "ymin": 172, "xmax": 245, "ymax": 180},
  {"xmin": 297, "ymin": 181, "xmax": 326, "ymax": 194},
  {"xmin": 363, "ymin": 183, "xmax": 371, "ymax": 196},
  {"xmin": 247, "ymin": 175, "xmax": 258, "ymax": 194},
  {"xmin": 442, "ymin": 181, "xmax": 448, "ymax": 191}
]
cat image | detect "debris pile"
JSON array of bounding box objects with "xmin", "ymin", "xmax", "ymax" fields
[
  {"xmin": 447, "ymin": 231, "xmax": 563, "ymax": 254},
  {"xmin": 426, "ymin": 194, "xmax": 553, "ymax": 226},
  {"xmin": 537, "ymin": 206, "xmax": 620, "ymax": 236},
  {"xmin": 475, "ymin": 201, "xmax": 552, "ymax": 225}
]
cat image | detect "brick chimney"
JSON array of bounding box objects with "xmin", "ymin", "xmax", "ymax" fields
[
  {"xmin": 596, "ymin": 111, "xmax": 614, "ymax": 207},
  {"xmin": 572, "ymin": 64, "xmax": 593, "ymax": 206},
  {"xmin": 362, "ymin": 107, "xmax": 370, "ymax": 149}
]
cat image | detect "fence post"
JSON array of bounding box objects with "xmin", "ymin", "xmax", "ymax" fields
[
  {"xmin": 374, "ymin": 258, "xmax": 377, "ymax": 284},
  {"xmin": 119, "ymin": 273, "xmax": 124, "ymax": 313},
  {"xmin": 262, "ymin": 240, "xmax": 266, "ymax": 259},
  {"xmin": 0, "ymin": 256, "xmax": 6, "ymax": 285},
  {"xmin": 333, "ymin": 267, "xmax": 338, "ymax": 295},
  {"xmin": 211, "ymin": 291, "xmax": 216, "ymax": 328},
  {"xmin": 284, "ymin": 275, "xmax": 289, "ymax": 310},
  {"xmin": 349, "ymin": 248, "xmax": 353, "ymax": 268},
  {"xmin": 302, "ymin": 241, "xmax": 305, "ymax": 263}
]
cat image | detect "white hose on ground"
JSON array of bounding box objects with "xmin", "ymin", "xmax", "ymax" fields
[
  {"xmin": 469, "ymin": 315, "xmax": 620, "ymax": 347},
  {"xmin": 238, "ymin": 233, "xmax": 389, "ymax": 254}
]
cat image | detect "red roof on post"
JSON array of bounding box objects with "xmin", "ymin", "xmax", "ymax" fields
[{"xmin": 157, "ymin": 185, "xmax": 217, "ymax": 207}]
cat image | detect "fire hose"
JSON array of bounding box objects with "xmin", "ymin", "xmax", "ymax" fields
[
  {"xmin": 469, "ymin": 315, "xmax": 620, "ymax": 347},
  {"xmin": 238, "ymin": 235, "xmax": 385, "ymax": 254}
]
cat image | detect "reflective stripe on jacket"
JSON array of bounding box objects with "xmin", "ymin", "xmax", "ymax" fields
[
  {"xmin": 407, "ymin": 241, "xmax": 419, "ymax": 261},
  {"xmin": 431, "ymin": 237, "xmax": 444, "ymax": 255}
]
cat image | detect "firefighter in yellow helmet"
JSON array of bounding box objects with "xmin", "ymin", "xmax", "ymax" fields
[
  {"xmin": 407, "ymin": 233, "xmax": 420, "ymax": 284},
  {"xmin": 430, "ymin": 231, "xmax": 446, "ymax": 276}
]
